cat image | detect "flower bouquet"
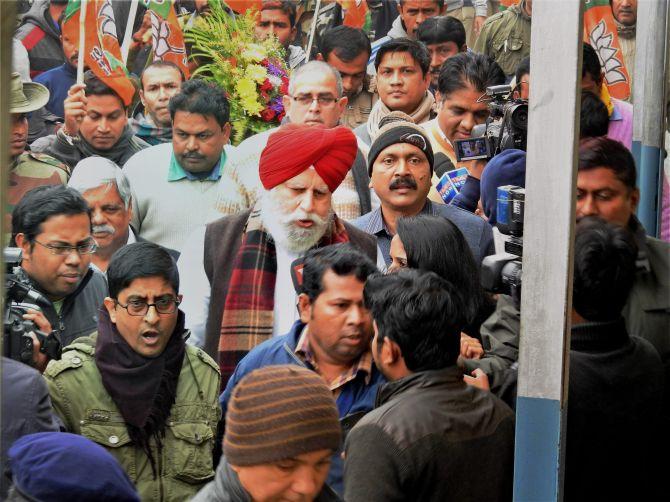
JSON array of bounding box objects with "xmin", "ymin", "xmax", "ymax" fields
[{"xmin": 185, "ymin": 1, "xmax": 290, "ymax": 145}]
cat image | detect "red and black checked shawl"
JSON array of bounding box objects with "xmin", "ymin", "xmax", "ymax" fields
[{"xmin": 218, "ymin": 208, "xmax": 350, "ymax": 386}]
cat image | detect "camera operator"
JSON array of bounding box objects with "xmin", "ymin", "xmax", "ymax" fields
[
  {"xmin": 10, "ymin": 185, "xmax": 107, "ymax": 369},
  {"xmin": 451, "ymin": 83, "xmax": 610, "ymax": 219},
  {"xmin": 465, "ymin": 138, "xmax": 670, "ymax": 406},
  {"xmin": 422, "ymin": 51, "xmax": 505, "ymax": 205}
]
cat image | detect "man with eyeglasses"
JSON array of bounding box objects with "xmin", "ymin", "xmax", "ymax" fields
[
  {"xmin": 218, "ymin": 60, "xmax": 374, "ymax": 221},
  {"xmin": 43, "ymin": 242, "xmax": 221, "ymax": 500},
  {"xmin": 12, "ymin": 185, "xmax": 107, "ymax": 359}
]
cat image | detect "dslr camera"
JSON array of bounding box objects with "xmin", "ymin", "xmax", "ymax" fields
[
  {"xmin": 4, "ymin": 248, "xmax": 61, "ymax": 364},
  {"xmin": 454, "ymin": 84, "xmax": 528, "ymax": 162},
  {"xmin": 480, "ymin": 186, "xmax": 525, "ymax": 307}
]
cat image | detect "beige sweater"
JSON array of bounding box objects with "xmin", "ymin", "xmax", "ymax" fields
[{"xmin": 124, "ymin": 142, "xmax": 239, "ymax": 252}]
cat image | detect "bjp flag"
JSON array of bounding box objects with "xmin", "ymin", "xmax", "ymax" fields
[
  {"xmin": 583, "ymin": 0, "xmax": 631, "ymax": 101},
  {"xmin": 337, "ymin": 0, "xmax": 369, "ymax": 29},
  {"xmin": 142, "ymin": 0, "xmax": 191, "ymax": 78},
  {"xmin": 62, "ymin": 0, "xmax": 135, "ymax": 106},
  {"xmin": 225, "ymin": 1, "xmax": 263, "ymax": 14},
  {"xmin": 499, "ymin": 0, "xmax": 521, "ymax": 11}
]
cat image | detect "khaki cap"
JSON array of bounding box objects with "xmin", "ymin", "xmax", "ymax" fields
[{"xmin": 10, "ymin": 72, "xmax": 49, "ymax": 114}]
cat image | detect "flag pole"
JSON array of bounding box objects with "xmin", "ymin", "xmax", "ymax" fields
[
  {"xmin": 305, "ymin": 0, "xmax": 322, "ymax": 63},
  {"xmin": 121, "ymin": 0, "xmax": 139, "ymax": 65},
  {"xmin": 77, "ymin": 0, "xmax": 87, "ymax": 84}
]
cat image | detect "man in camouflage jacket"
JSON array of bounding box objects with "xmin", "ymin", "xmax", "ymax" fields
[{"xmin": 473, "ymin": 0, "xmax": 531, "ymax": 77}]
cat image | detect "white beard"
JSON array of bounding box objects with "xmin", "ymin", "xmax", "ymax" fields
[{"xmin": 260, "ymin": 189, "xmax": 334, "ymax": 254}]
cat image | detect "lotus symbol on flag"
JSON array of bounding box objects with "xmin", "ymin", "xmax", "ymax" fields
[
  {"xmin": 151, "ymin": 11, "xmax": 185, "ymax": 58},
  {"xmin": 589, "ymin": 20, "xmax": 626, "ymax": 85},
  {"xmin": 99, "ymin": 1, "xmax": 117, "ymax": 38}
]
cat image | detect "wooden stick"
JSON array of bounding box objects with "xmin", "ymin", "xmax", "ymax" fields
[
  {"xmin": 304, "ymin": 0, "xmax": 322, "ymax": 63},
  {"xmin": 121, "ymin": 0, "xmax": 139, "ymax": 65},
  {"xmin": 77, "ymin": 0, "xmax": 87, "ymax": 84}
]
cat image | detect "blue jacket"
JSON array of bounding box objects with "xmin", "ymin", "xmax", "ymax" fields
[
  {"xmin": 220, "ymin": 320, "xmax": 385, "ymax": 496},
  {"xmin": 34, "ymin": 63, "xmax": 76, "ymax": 119}
]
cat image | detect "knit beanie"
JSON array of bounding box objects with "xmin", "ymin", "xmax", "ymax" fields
[
  {"xmin": 480, "ymin": 149, "xmax": 527, "ymax": 225},
  {"xmin": 367, "ymin": 111, "xmax": 434, "ymax": 176},
  {"xmin": 224, "ymin": 365, "xmax": 341, "ymax": 466},
  {"xmin": 8, "ymin": 432, "xmax": 140, "ymax": 502}
]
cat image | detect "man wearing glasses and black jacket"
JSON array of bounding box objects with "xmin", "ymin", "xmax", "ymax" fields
[{"xmin": 11, "ymin": 185, "xmax": 107, "ymax": 363}]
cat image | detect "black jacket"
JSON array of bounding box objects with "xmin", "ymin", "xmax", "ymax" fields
[
  {"xmin": 564, "ymin": 318, "xmax": 665, "ymax": 501},
  {"xmin": 344, "ymin": 367, "xmax": 515, "ymax": 502},
  {"xmin": 17, "ymin": 266, "xmax": 107, "ymax": 347},
  {"xmin": 1, "ymin": 358, "xmax": 60, "ymax": 498}
]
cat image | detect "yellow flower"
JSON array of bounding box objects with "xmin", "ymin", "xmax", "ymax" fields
[
  {"xmin": 246, "ymin": 64, "xmax": 268, "ymax": 83},
  {"xmin": 236, "ymin": 78, "xmax": 263, "ymax": 116}
]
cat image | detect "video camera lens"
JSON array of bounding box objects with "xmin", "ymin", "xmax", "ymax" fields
[{"xmin": 510, "ymin": 105, "xmax": 528, "ymax": 130}]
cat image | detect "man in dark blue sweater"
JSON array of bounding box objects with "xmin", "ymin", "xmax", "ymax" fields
[{"xmin": 34, "ymin": 13, "xmax": 77, "ymax": 120}]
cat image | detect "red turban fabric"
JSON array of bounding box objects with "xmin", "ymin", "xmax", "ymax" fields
[{"xmin": 259, "ymin": 124, "xmax": 357, "ymax": 192}]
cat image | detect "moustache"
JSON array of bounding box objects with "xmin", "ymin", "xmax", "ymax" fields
[
  {"xmin": 389, "ymin": 177, "xmax": 418, "ymax": 190},
  {"xmin": 181, "ymin": 152, "xmax": 205, "ymax": 159},
  {"xmin": 285, "ymin": 209, "xmax": 328, "ymax": 227},
  {"xmin": 92, "ymin": 224, "xmax": 115, "ymax": 236}
]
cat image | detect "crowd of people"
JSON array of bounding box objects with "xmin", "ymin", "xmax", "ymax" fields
[{"xmin": 3, "ymin": 0, "xmax": 669, "ymax": 501}]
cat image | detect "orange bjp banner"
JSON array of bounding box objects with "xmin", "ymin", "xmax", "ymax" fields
[
  {"xmin": 62, "ymin": 0, "xmax": 135, "ymax": 106},
  {"xmin": 142, "ymin": 0, "xmax": 191, "ymax": 78},
  {"xmin": 226, "ymin": 0, "xmax": 263, "ymax": 13},
  {"xmin": 499, "ymin": 0, "xmax": 521, "ymax": 11},
  {"xmin": 583, "ymin": 0, "xmax": 631, "ymax": 101},
  {"xmin": 337, "ymin": 0, "xmax": 369, "ymax": 29}
]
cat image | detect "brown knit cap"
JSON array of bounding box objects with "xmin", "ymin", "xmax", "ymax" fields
[{"xmin": 224, "ymin": 365, "xmax": 341, "ymax": 466}]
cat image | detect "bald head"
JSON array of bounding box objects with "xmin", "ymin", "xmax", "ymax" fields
[{"xmin": 283, "ymin": 61, "xmax": 348, "ymax": 128}]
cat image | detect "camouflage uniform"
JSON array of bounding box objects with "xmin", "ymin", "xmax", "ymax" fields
[
  {"xmin": 296, "ymin": 1, "xmax": 342, "ymax": 49},
  {"xmin": 473, "ymin": 0, "xmax": 531, "ymax": 77},
  {"xmin": 7, "ymin": 151, "xmax": 70, "ymax": 218}
]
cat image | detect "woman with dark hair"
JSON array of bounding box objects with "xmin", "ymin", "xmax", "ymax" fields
[{"xmin": 390, "ymin": 214, "xmax": 495, "ymax": 354}]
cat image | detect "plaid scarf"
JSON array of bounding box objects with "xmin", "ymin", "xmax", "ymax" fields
[
  {"xmin": 218, "ymin": 205, "xmax": 350, "ymax": 385},
  {"xmin": 129, "ymin": 114, "xmax": 173, "ymax": 146}
]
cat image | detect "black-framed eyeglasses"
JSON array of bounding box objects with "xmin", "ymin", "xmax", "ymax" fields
[
  {"xmin": 115, "ymin": 298, "xmax": 180, "ymax": 316},
  {"xmin": 290, "ymin": 94, "xmax": 338, "ymax": 107},
  {"xmin": 33, "ymin": 239, "xmax": 98, "ymax": 256}
]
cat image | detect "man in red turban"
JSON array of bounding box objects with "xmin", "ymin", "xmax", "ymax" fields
[
  {"xmin": 259, "ymin": 123, "xmax": 357, "ymax": 193},
  {"xmin": 176, "ymin": 123, "xmax": 378, "ymax": 388}
]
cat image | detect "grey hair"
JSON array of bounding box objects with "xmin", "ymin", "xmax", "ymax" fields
[
  {"xmin": 67, "ymin": 156, "xmax": 132, "ymax": 209},
  {"xmin": 288, "ymin": 60, "xmax": 344, "ymax": 98}
]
